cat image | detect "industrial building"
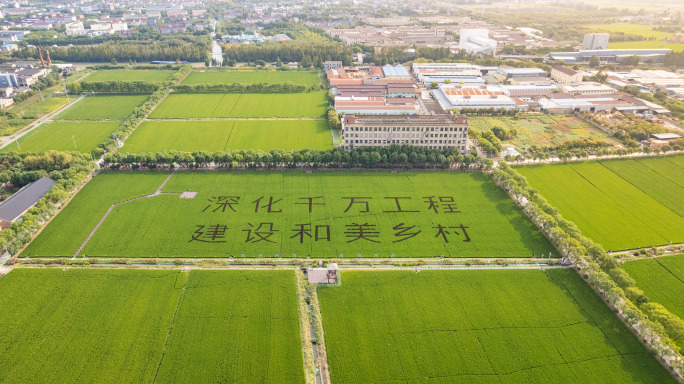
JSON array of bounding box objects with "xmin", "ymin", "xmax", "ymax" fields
[
  {"xmin": 341, "ymin": 112, "xmax": 469, "ymax": 152},
  {"xmin": 412, "ymin": 63, "xmax": 486, "ymax": 85},
  {"xmin": 497, "ymin": 67, "xmax": 548, "ymax": 80},
  {"xmin": 538, "ymin": 92, "xmax": 666, "ymax": 114},
  {"xmin": 551, "ymin": 66, "xmax": 583, "ymax": 84},
  {"xmin": 582, "ymin": 33, "xmax": 610, "ymax": 50},
  {"xmin": 334, "ymin": 96, "xmax": 420, "ymax": 115},
  {"xmin": 560, "ymin": 82, "xmax": 617, "ymax": 95},
  {"xmin": 0, "ymin": 177, "xmax": 55, "ymax": 230},
  {"xmin": 432, "ymin": 85, "xmax": 528, "ymax": 111},
  {"xmin": 547, "ymin": 49, "xmax": 672, "ymax": 64}
]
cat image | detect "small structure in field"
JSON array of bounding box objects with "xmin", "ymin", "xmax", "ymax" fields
[
  {"xmin": 180, "ymin": 191, "xmax": 198, "ymax": 199},
  {"xmin": 308, "ymin": 263, "xmax": 339, "ymax": 284},
  {"xmin": 0, "ymin": 177, "xmax": 55, "ymax": 229}
]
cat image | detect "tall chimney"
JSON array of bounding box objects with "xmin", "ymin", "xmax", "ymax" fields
[
  {"xmin": 36, "ymin": 47, "xmax": 46, "ymax": 67},
  {"xmin": 45, "ymin": 50, "xmax": 52, "ymax": 66}
]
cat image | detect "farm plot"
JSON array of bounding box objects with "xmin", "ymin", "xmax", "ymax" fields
[
  {"xmin": 624, "ymin": 254, "xmax": 684, "ymax": 319},
  {"xmin": 516, "ymin": 156, "xmax": 684, "ymax": 250},
  {"xmin": 56, "ymin": 95, "xmax": 148, "ymax": 120},
  {"xmin": 0, "ymin": 268, "xmax": 304, "ymax": 383},
  {"xmin": 468, "ymin": 114, "xmax": 616, "ymax": 151},
  {"xmin": 22, "ymin": 172, "xmax": 553, "ymax": 258},
  {"xmin": 0, "ymin": 121, "xmax": 120, "ymax": 154},
  {"xmin": 21, "ymin": 172, "xmax": 169, "ymax": 257},
  {"xmin": 318, "ymin": 269, "xmax": 674, "ymax": 384},
  {"xmin": 155, "ymin": 270, "xmax": 304, "ymax": 383},
  {"xmin": 122, "ymin": 120, "xmax": 332, "ymax": 153},
  {"xmin": 182, "ymin": 70, "xmax": 320, "ymax": 86},
  {"xmin": 82, "ymin": 70, "xmax": 174, "ymax": 82},
  {"xmin": 0, "ymin": 269, "xmax": 183, "ymax": 383},
  {"xmin": 149, "ymin": 92, "xmax": 328, "ymax": 118}
]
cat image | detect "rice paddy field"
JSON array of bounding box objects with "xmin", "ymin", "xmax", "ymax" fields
[
  {"xmin": 21, "ymin": 172, "xmax": 553, "ymax": 258},
  {"xmin": 624, "ymin": 254, "xmax": 684, "ymax": 319},
  {"xmin": 82, "ymin": 70, "xmax": 175, "ymax": 82},
  {"xmin": 0, "ymin": 269, "xmax": 303, "ymax": 383},
  {"xmin": 182, "ymin": 70, "xmax": 321, "ymax": 86},
  {"xmin": 149, "ymin": 92, "xmax": 328, "ymax": 119},
  {"xmin": 468, "ymin": 115, "xmax": 616, "ymax": 151},
  {"xmin": 318, "ymin": 269, "xmax": 674, "ymax": 384},
  {"xmin": 607, "ymin": 40, "xmax": 684, "ymax": 52},
  {"xmin": 0, "ymin": 121, "xmax": 120, "ymax": 154},
  {"xmin": 516, "ymin": 155, "xmax": 684, "ymax": 250},
  {"xmin": 0, "ymin": 95, "xmax": 68, "ymax": 136},
  {"xmin": 121, "ymin": 120, "xmax": 333, "ymax": 153},
  {"xmin": 56, "ymin": 95, "xmax": 149, "ymax": 120}
]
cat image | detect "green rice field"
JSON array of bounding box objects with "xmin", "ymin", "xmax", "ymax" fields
[
  {"xmin": 21, "ymin": 172, "xmax": 553, "ymax": 258},
  {"xmin": 516, "ymin": 156, "xmax": 684, "ymax": 250},
  {"xmin": 607, "ymin": 40, "xmax": 684, "ymax": 52},
  {"xmin": 468, "ymin": 115, "xmax": 616, "ymax": 150},
  {"xmin": 0, "ymin": 121, "xmax": 120, "ymax": 154},
  {"xmin": 0, "ymin": 269, "xmax": 303, "ymax": 383},
  {"xmin": 82, "ymin": 70, "xmax": 174, "ymax": 82},
  {"xmin": 56, "ymin": 95, "xmax": 148, "ymax": 120},
  {"xmin": 318, "ymin": 269, "xmax": 674, "ymax": 384},
  {"xmin": 583, "ymin": 24, "xmax": 674, "ymax": 39},
  {"xmin": 121, "ymin": 120, "xmax": 332, "ymax": 153},
  {"xmin": 624, "ymin": 254, "xmax": 684, "ymax": 319},
  {"xmin": 182, "ymin": 70, "xmax": 320, "ymax": 86},
  {"xmin": 149, "ymin": 92, "xmax": 328, "ymax": 118}
]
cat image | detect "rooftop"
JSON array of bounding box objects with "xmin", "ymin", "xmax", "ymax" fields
[{"xmin": 0, "ymin": 177, "xmax": 55, "ymax": 222}]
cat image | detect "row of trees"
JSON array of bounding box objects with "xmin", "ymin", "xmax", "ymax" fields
[
  {"xmin": 67, "ymin": 81, "xmax": 161, "ymax": 94},
  {"xmin": 0, "ymin": 152, "xmax": 95, "ymax": 255},
  {"xmin": 493, "ymin": 162, "xmax": 684, "ymax": 374},
  {"xmin": 455, "ymin": 107, "xmax": 519, "ymax": 116},
  {"xmin": 102, "ymin": 146, "xmax": 483, "ymax": 170},
  {"xmin": 94, "ymin": 65, "xmax": 193, "ymax": 156},
  {"xmin": 15, "ymin": 37, "xmax": 210, "ymax": 63},
  {"xmin": 174, "ymin": 82, "xmax": 314, "ymax": 93}
]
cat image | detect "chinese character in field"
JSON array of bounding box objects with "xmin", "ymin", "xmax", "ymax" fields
[
  {"xmin": 344, "ymin": 222, "xmax": 380, "ymax": 243},
  {"xmin": 202, "ymin": 196, "xmax": 240, "ymax": 213},
  {"xmin": 189, "ymin": 224, "xmax": 228, "ymax": 243},
  {"xmin": 392, "ymin": 223, "xmax": 421, "ymax": 243},
  {"xmin": 433, "ymin": 224, "xmax": 471, "ymax": 243},
  {"xmin": 423, "ymin": 196, "xmax": 461, "ymax": 214},
  {"xmin": 252, "ymin": 196, "xmax": 282, "ymax": 213},
  {"xmin": 342, "ymin": 197, "xmax": 372, "ymax": 213},
  {"xmin": 295, "ymin": 197, "xmax": 325, "ymax": 213},
  {"xmin": 290, "ymin": 223, "xmax": 331, "ymax": 243},
  {"xmin": 383, "ymin": 197, "xmax": 419, "ymax": 213},
  {"xmin": 244, "ymin": 222, "xmax": 279, "ymax": 243}
]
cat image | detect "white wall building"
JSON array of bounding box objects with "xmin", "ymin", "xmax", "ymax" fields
[
  {"xmin": 582, "ymin": 33, "xmax": 610, "ymax": 50},
  {"xmin": 65, "ymin": 21, "xmax": 85, "ymax": 36},
  {"xmin": 459, "ymin": 29, "xmax": 497, "ymax": 55}
]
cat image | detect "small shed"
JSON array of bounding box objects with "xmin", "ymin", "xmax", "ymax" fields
[
  {"xmin": 307, "ymin": 263, "xmax": 339, "ymax": 284},
  {"xmin": 0, "ymin": 177, "xmax": 55, "ymax": 230}
]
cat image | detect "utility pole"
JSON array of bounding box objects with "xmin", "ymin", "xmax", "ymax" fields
[
  {"xmin": 64, "ymin": 77, "xmax": 69, "ymax": 102},
  {"xmin": 72, "ymin": 135, "xmax": 77, "ymax": 150}
]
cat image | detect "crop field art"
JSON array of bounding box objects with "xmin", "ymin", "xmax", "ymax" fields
[
  {"xmin": 122, "ymin": 120, "xmax": 333, "ymax": 153},
  {"xmin": 82, "ymin": 70, "xmax": 174, "ymax": 82},
  {"xmin": 0, "ymin": 269, "xmax": 303, "ymax": 383},
  {"xmin": 0, "ymin": 121, "xmax": 120, "ymax": 154},
  {"xmin": 56, "ymin": 95, "xmax": 149, "ymax": 120},
  {"xmin": 318, "ymin": 269, "xmax": 675, "ymax": 384},
  {"xmin": 21, "ymin": 172, "xmax": 553, "ymax": 258},
  {"xmin": 181, "ymin": 70, "xmax": 321, "ymax": 86},
  {"xmin": 148, "ymin": 92, "xmax": 328, "ymax": 118},
  {"xmin": 516, "ymin": 156, "xmax": 684, "ymax": 250},
  {"xmin": 624, "ymin": 254, "xmax": 684, "ymax": 319}
]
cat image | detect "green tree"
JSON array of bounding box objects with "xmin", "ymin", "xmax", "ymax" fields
[{"xmin": 589, "ymin": 55, "xmax": 600, "ymax": 68}]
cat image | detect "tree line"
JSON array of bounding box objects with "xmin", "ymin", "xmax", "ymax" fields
[
  {"xmin": 67, "ymin": 81, "xmax": 161, "ymax": 94},
  {"xmin": 102, "ymin": 146, "xmax": 483, "ymax": 170},
  {"xmin": 174, "ymin": 82, "xmax": 315, "ymax": 93},
  {"xmin": 492, "ymin": 162, "xmax": 684, "ymax": 374},
  {"xmin": 15, "ymin": 38, "xmax": 210, "ymax": 63}
]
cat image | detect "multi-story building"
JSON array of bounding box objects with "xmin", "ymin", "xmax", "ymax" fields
[
  {"xmin": 551, "ymin": 66, "xmax": 583, "ymax": 84},
  {"xmin": 582, "ymin": 33, "xmax": 609, "ymax": 50},
  {"xmin": 341, "ymin": 112, "xmax": 469, "ymax": 152}
]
